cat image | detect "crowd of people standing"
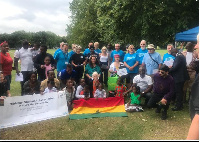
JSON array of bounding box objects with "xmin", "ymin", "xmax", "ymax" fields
[{"xmin": 0, "ymin": 38, "xmax": 199, "ymax": 122}]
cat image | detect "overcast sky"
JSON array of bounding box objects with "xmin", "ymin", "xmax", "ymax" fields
[{"xmin": 0, "ymin": 0, "xmax": 73, "ymax": 36}]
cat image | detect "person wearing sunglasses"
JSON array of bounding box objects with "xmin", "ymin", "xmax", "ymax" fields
[
  {"xmin": 142, "ymin": 44, "xmax": 162, "ymax": 77},
  {"xmin": 147, "ymin": 64, "xmax": 174, "ymax": 120},
  {"xmin": 123, "ymin": 45, "xmax": 139, "ymax": 88},
  {"xmin": 136, "ymin": 40, "xmax": 148, "ymax": 66}
]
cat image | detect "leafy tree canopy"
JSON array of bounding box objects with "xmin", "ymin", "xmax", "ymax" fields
[{"xmin": 66, "ymin": 0, "xmax": 199, "ymax": 49}]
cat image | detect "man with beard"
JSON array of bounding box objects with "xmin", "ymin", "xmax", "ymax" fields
[
  {"xmin": 34, "ymin": 45, "xmax": 55, "ymax": 81},
  {"xmin": 136, "ymin": 40, "xmax": 148, "ymax": 66},
  {"xmin": 147, "ymin": 65, "xmax": 174, "ymax": 120}
]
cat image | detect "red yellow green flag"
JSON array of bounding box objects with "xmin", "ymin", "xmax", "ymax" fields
[{"xmin": 69, "ymin": 97, "xmax": 128, "ymax": 120}]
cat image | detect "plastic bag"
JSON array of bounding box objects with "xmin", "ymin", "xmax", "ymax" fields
[{"xmin": 107, "ymin": 74, "xmax": 118, "ymax": 91}]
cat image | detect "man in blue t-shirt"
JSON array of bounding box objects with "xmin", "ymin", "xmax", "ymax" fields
[
  {"xmin": 59, "ymin": 64, "xmax": 77, "ymax": 88},
  {"xmin": 110, "ymin": 43, "xmax": 125, "ymax": 62},
  {"xmin": 83, "ymin": 42, "xmax": 93, "ymax": 56},
  {"xmin": 142, "ymin": 44, "xmax": 162, "ymax": 76},
  {"xmin": 136, "ymin": 40, "xmax": 148, "ymax": 65},
  {"xmin": 163, "ymin": 44, "xmax": 175, "ymax": 67}
]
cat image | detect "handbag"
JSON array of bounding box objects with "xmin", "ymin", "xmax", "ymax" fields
[
  {"xmin": 107, "ymin": 74, "xmax": 118, "ymax": 91},
  {"xmin": 101, "ymin": 64, "xmax": 108, "ymax": 69}
]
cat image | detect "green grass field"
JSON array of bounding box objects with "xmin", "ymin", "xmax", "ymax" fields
[{"xmin": 0, "ymin": 49, "xmax": 191, "ymax": 140}]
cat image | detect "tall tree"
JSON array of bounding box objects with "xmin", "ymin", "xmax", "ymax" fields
[{"xmin": 67, "ymin": 0, "xmax": 199, "ymax": 48}]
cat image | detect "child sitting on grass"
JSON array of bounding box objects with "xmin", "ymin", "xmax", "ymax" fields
[
  {"xmin": 115, "ymin": 77, "xmax": 127, "ymax": 97},
  {"xmin": 125, "ymin": 85, "xmax": 143, "ymax": 112},
  {"xmin": 94, "ymin": 83, "xmax": 107, "ymax": 99},
  {"xmin": 43, "ymin": 81, "xmax": 57, "ymax": 94},
  {"xmin": 80, "ymin": 85, "xmax": 90, "ymax": 100},
  {"xmin": 92, "ymin": 71, "xmax": 100, "ymax": 96}
]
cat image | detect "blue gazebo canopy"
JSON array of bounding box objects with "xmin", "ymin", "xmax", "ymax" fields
[{"xmin": 175, "ymin": 26, "xmax": 199, "ymax": 42}]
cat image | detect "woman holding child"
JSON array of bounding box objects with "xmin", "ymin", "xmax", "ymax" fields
[{"xmin": 85, "ymin": 55, "xmax": 101, "ymax": 97}]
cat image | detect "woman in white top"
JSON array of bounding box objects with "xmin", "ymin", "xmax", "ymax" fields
[
  {"xmin": 99, "ymin": 46, "xmax": 109, "ymax": 86},
  {"xmin": 109, "ymin": 54, "xmax": 124, "ymax": 77}
]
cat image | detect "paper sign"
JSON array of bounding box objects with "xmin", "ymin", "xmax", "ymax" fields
[
  {"xmin": 163, "ymin": 59, "xmax": 174, "ymax": 67},
  {"xmin": 15, "ymin": 73, "xmax": 23, "ymax": 82},
  {"xmin": 117, "ymin": 68, "xmax": 128, "ymax": 76},
  {"xmin": 0, "ymin": 92, "xmax": 68, "ymax": 129}
]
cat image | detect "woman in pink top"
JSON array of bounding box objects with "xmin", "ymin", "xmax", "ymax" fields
[{"xmin": 0, "ymin": 41, "xmax": 13, "ymax": 90}]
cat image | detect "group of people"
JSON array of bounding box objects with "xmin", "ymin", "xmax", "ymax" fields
[{"xmin": 0, "ymin": 38, "xmax": 199, "ymax": 121}]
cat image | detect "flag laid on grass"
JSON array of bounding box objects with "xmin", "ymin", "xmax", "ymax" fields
[{"xmin": 69, "ymin": 97, "xmax": 128, "ymax": 120}]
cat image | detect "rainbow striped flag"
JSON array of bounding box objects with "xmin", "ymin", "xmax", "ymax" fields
[{"xmin": 69, "ymin": 97, "xmax": 128, "ymax": 120}]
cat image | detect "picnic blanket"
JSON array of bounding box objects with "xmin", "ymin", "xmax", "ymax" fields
[{"xmin": 69, "ymin": 97, "xmax": 128, "ymax": 120}]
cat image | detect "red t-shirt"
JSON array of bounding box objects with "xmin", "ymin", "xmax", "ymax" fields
[{"xmin": 0, "ymin": 52, "xmax": 13, "ymax": 76}]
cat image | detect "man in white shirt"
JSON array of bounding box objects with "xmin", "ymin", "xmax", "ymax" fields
[
  {"xmin": 14, "ymin": 40, "xmax": 34, "ymax": 95},
  {"xmin": 124, "ymin": 66, "xmax": 153, "ymax": 106}
]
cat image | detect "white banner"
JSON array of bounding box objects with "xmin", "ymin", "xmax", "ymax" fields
[{"xmin": 0, "ymin": 91, "xmax": 68, "ymax": 129}]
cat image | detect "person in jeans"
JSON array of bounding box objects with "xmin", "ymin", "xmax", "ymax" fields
[{"xmin": 147, "ymin": 65, "xmax": 174, "ymax": 120}]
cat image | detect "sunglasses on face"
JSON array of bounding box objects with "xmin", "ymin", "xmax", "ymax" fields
[
  {"xmin": 130, "ymin": 48, "xmax": 135, "ymax": 50},
  {"xmin": 159, "ymin": 70, "xmax": 165, "ymax": 74},
  {"xmin": 147, "ymin": 48, "xmax": 153, "ymax": 50},
  {"xmin": 141, "ymin": 44, "xmax": 146, "ymax": 45}
]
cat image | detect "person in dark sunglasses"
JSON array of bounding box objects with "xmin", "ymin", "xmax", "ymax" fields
[{"xmin": 147, "ymin": 64, "xmax": 174, "ymax": 120}]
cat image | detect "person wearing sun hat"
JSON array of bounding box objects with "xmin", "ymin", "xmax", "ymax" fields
[{"xmin": 142, "ymin": 44, "xmax": 162, "ymax": 77}]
